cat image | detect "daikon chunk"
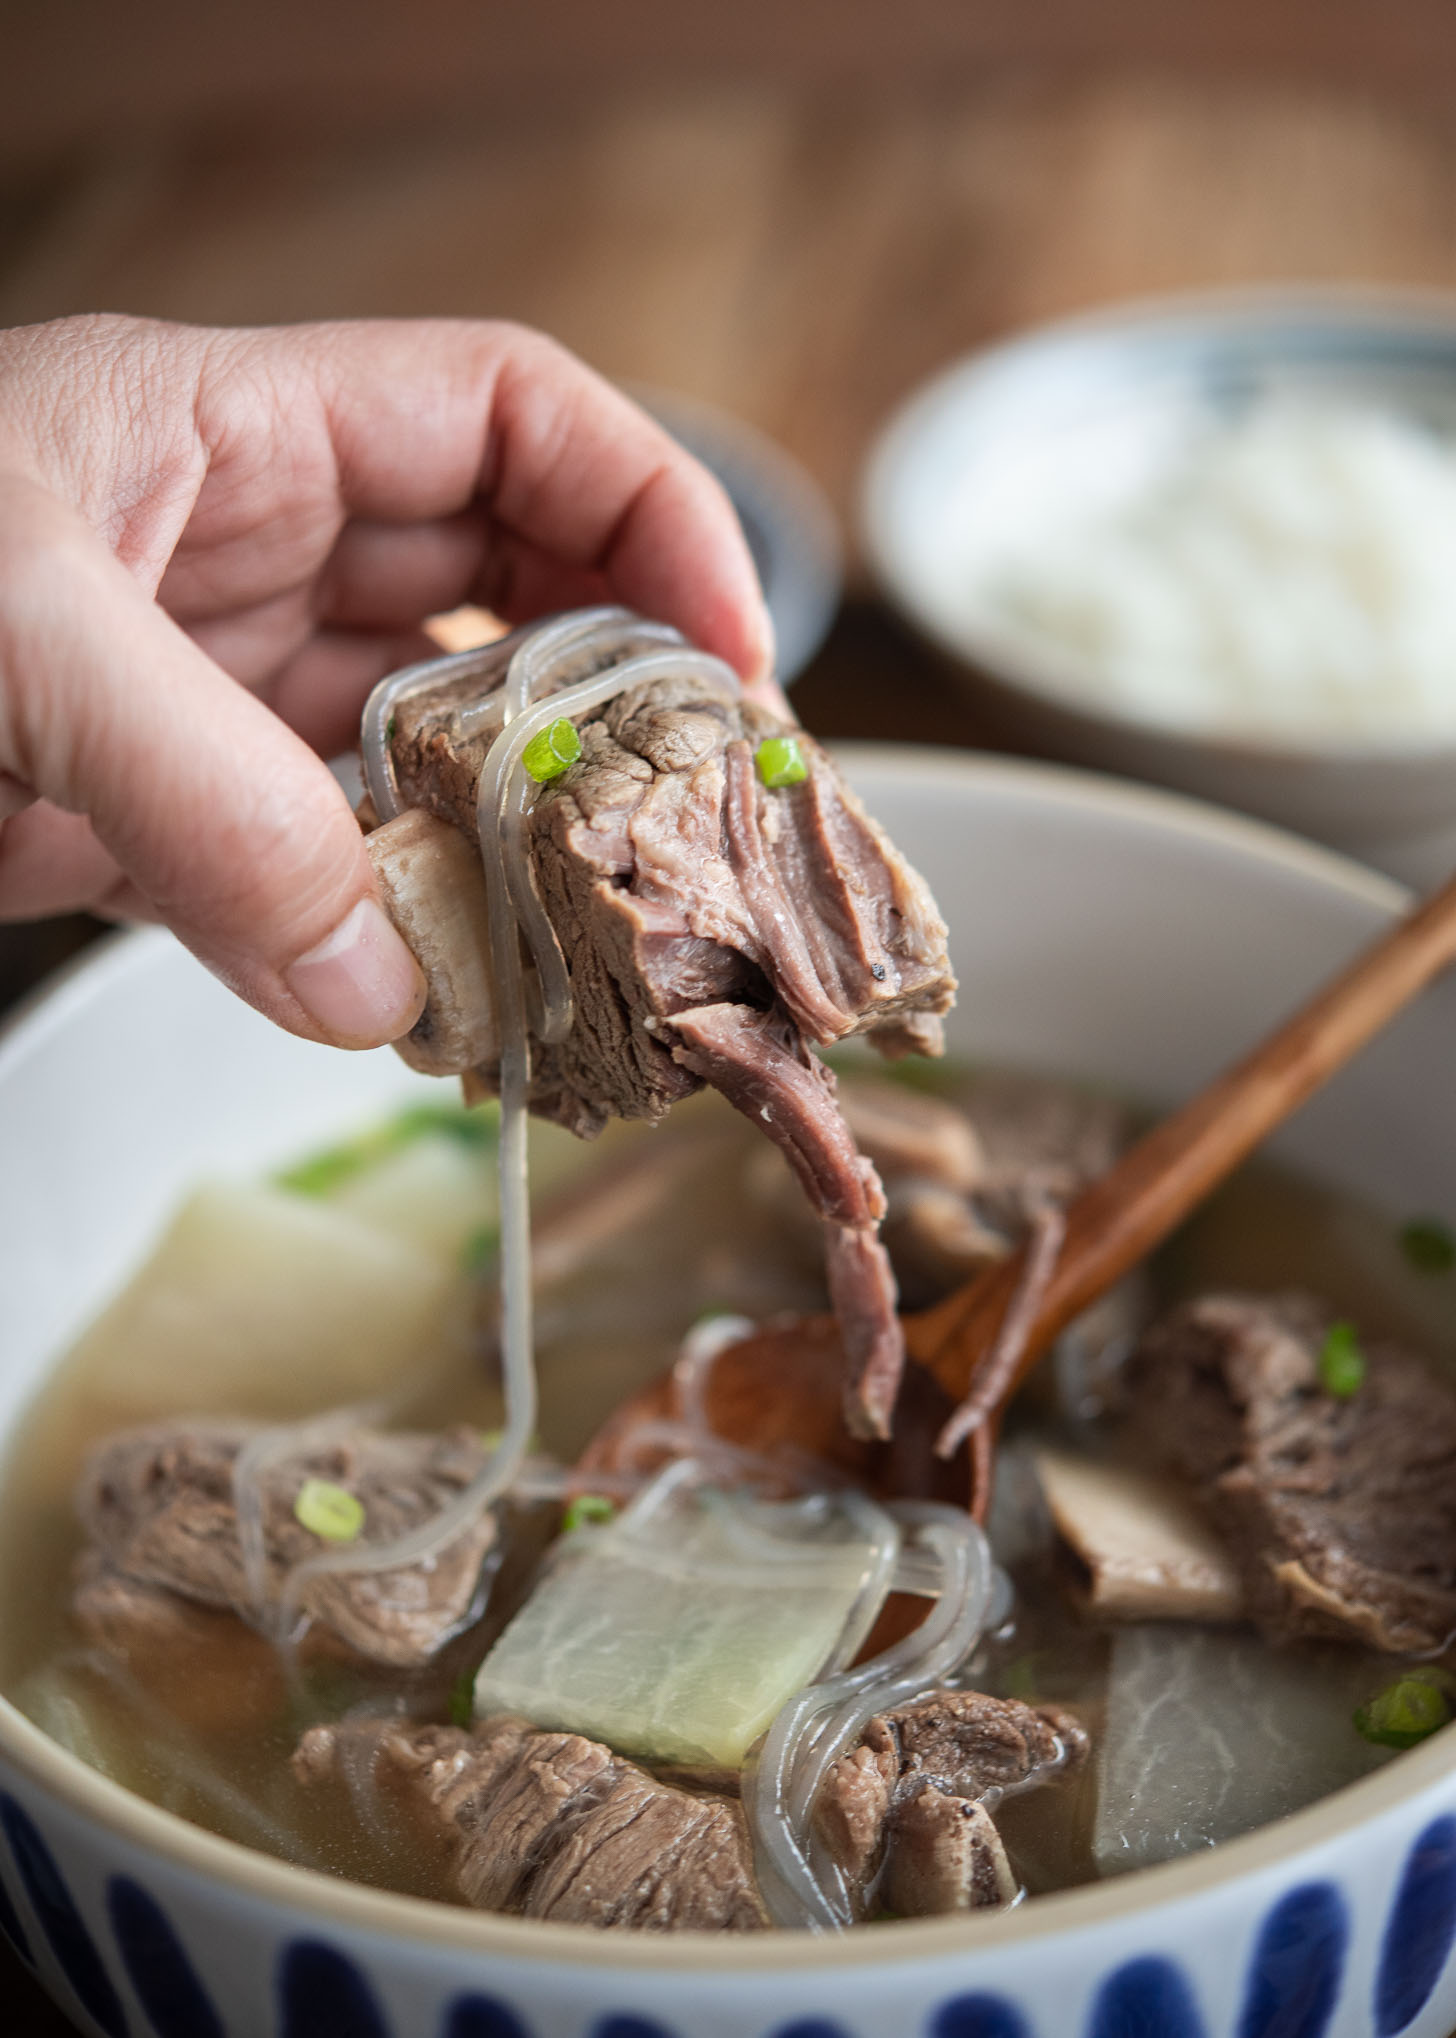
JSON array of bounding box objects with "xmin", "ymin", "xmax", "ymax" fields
[
  {"xmin": 66, "ymin": 1180, "xmax": 469, "ymax": 1420},
  {"xmin": 474, "ymin": 1483, "xmax": 894, "ymax": 1767},
  {"xmin": 1094, "ymin": 1624, "xmax": 1394, "ymax": 1874}
]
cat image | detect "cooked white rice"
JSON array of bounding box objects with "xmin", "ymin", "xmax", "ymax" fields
[{"xmin": 981, "ymin": 399, "xmax": 1456, "ymax": 744}]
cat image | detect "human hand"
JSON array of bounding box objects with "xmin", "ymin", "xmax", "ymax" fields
[{"xmin": 0, "ymin": 314, "xmax": 775, "ymax": 1046}]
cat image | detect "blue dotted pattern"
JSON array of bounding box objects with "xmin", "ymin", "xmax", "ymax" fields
[
  {"xmin": 108, "ymin": 1875, "xmax": 225, "ymax": 2038},
  {"xmin": 13, "ymin": 1766, "xmax": 1456, "ymax": 2038},
  {"xmin": 929, "ymin": 1998, "xmax": 1031, "ymax": 2038},
  {"xmin": 443, "ymin": 1996, "xmax": 533, "ymax": 2038},
  {"xmin": 1086, "ymin": 1956, "xmax": 1207, "ymax": 2038},
  {"xmin": 0, "ymin": 1791, "xmax": 128, "ymax": 2037},
  {"xmin": 1376, "ymin": 1814, "xmax": 1456, "ymax": 2036},
  {"xmin": 279, "ymin": 1938, "xmax": 390, "ymax": 2038},
  {"xmin": 1236, "ymin": 1882, "xmax": 1346, "ymax": 2038}
]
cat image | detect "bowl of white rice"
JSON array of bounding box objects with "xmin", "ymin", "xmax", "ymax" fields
[{"xmin": 862, "ymin": 291, "xmax": 1456, "ymax": 862}]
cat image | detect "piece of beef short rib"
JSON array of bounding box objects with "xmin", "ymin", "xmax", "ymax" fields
[
  {"xmin": 74, "ymin": 1421, "xmax": 494, "ymax": 1670},
  {"xmin": 380, "ymin": 654, "xmax": 956, "ymax": 1439},
  {"xmin": 1128, "ymin": 1292, "xmax": 1456, "ymax": 1653},
  {"xmin": 294, "ymin": 1688, "xmax": 1086, "ymax": 1929},
  {"xmin": 814, "ymin": 1690, "xmax": 1088, "ymax": 1918},
  {"xmin": 292, "ymin": 1713, "xmax": 769, "ymax": 1931}
]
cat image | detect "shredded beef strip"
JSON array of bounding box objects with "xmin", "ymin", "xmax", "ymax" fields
[
  {"xmin": 1128, "ymin": 1291, "xmax": 1456, "ymax": 1653},
  {"xmin": 382, "ymin": 653, "xmax": 955, "ymax": 1438},
  {"xmin": 73, "ymin": 1420, "xmax": 495, "ymax": 1670}
]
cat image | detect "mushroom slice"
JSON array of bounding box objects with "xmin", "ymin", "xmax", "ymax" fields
[
  {"xmin": 1034, "ymin": 1447, "xmax": 1245, "ymax": 1623},
  {"xmin": 365, "ymin": 809, "xmax": 496, "ymax": 1076}
]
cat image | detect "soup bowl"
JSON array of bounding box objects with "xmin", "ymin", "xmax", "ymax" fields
[{"xmin": 3, "ymin": 748, "xmax": 1456, "ymax": 2038}]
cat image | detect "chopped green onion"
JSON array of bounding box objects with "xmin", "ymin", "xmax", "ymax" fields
[
  {"xmin": 385, "ymin": 713, "xmax": 398, "ymax": 743},
  {"xmin": 276, "ymin": 1099, "xmax": 497, "ymax": 1197},
  {"xmin": 1354, "ymin": 1672, "xmax": 1452, "ymax": 1749},
  {"xmin": 293, "ymin": 1479, "xmax": 365, "ymax": 1543},
  {"xmin": 1318, "ymin": 1320, "xmax": 1366, "ymax": 1400},
  {"xmin": 562, "ymin": 1493, "xmax": 616, "ymax": 1534},
  {"xmin": 754, "ymin": 736, "xmax": 808, "ymax": 789},
  {"xmin": 522, "ymin": 717, "xmax": 582, "ymax": 783},
  {"xmin": 1401, "ymin": 1218, "xmax": 1456, "ymax": 1275},
  {"xmin": 448, "ymin": 1665, "xmax": 478, "ymax": 1730}
]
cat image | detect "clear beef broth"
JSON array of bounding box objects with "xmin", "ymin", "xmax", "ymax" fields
[{"xmin": 0, "ymin": 1072, "xmax": 1447, "ymax": 1914}]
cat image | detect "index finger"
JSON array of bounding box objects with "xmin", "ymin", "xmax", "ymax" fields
[{"xmin": 249, "ymin": 320, "xmax": 778, "ymax": 694}]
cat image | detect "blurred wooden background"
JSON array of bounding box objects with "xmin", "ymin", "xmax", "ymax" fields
[
  {"xmin": 7, "ymin": 3, "xmax": 1456, "ymax": 2027},
  {"xmin": 6, "ymin": 1, "xmax": 1456, "ymax": 522}
]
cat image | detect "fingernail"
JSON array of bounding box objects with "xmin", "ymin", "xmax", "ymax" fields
[{"xmin": 285, "ymin": 897, "xmax": 426, "ymax": 1047}]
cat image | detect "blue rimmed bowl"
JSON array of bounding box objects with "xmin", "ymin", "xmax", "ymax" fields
[
  {"xmin": 862, "ymin": 291, "xmax": 1456, "ymax": 867},
  {"xmin": 5, "ymin": 748, "xmax": 1456, "ymax": 2038}
]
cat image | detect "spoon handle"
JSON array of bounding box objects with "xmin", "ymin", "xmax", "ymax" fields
[{"xmin": 905, "ymin": 868, "xmax": 1456, "ymax": 1405}]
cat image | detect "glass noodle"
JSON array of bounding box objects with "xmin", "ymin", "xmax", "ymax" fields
[
  {"xmin": 274, "ymin": 614, "xmax": 746, "ymax": 1632},
  {"xmin": 745, "ymin": 1501, "xmax": 1004, "ymax": 1931}
]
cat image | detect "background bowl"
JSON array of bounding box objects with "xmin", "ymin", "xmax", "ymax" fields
[
  {"xmin": 5, "ymin": 750, "xmax": 1456, "ymax": 2037},
  {"xmin": 641, "ymin": 387, "xmax": 843, "ymax": 686},
  {"xmin": 861, "ymin": 291, "xmax": 1456, "ymax": 870}
]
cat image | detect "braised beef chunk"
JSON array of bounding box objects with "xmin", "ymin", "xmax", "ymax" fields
[
  {"xmin": 1128, "ymin": 1293, "xmax": 1456, "ymax": 1653},
  {"xmin": 390, "ymin": 667, "xmax": 954, "ymax": 1132},
  {"xmin": 385, "ymin": 659, "xmax": 954, "ymax": 1439},
  {"xmin": 292, "ymin": 1714, "xmax": 769, "ymax": 1931},
  {"xmin": 294, "ymin": 1691, "xmax": 1087, "ymax": 1929},
  {"xmin": 74, "ymin": 1422, "xmax": 494, "ymax": 1670},
  {"xmin": 814, "ymin": 1691, "xmax": 1088, "ymax": 1919}
]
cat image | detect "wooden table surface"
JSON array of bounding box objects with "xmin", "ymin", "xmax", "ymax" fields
[
  {"xmin": 6, "ymin": 61, "xmax": 1456, "ymax": 2034},
  {"xmin": 7, "ymin": 71, "xmax": 1456, "ymax": 535}
]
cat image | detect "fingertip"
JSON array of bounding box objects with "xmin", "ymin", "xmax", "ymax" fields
[{"xmin": 282, "ymin": 894, "xmax": 428, "ymax": 1049}]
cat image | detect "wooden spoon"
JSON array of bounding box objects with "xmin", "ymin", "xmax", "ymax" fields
[{"xmin": 581, "ymin": 870, "xmax": 1456, "ymax": 1516}]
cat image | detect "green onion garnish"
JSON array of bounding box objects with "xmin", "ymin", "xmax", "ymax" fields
[
  {"xmin": 562, "ymin": 1493, "xmax": 616, "ymax": 1534},
  {"xmin": 1354, "ymin": 1672, "xmax": 1452, "ymax": 1749},
  {"xmin": 1401, "ymin": 1218, "xmax": 1456, "ymax": 1275},
  {"xmin": 293, "ymin": 1479, "xmax": 365, "ymax": 1543},
  {"xmin": 522, "ymin": 718, "xmax": 582, "ymax": 783},
  {"xmin": 448, "ymin": 1665, "xmax": 478, "ymax": 1730},
  {"xmin": 276, "ymin": 1099, "xmax": 497, "ymax": 1197},
  {"xmin": 755, "ymin": 736, "xmax": 807, "ymax": 788},
  {"xmin": 1318, "ymin": 1320, "xmax": 1366, "ymax": 1400}
]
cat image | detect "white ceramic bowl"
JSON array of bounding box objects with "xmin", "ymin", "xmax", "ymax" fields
[
  {"xmin": 5, "ymin": 748, "xmax": 1456, "ymax": 2038},
  {"xmin": 862, "ymin": 291, "xmax": 1456, "ymax": 864}
]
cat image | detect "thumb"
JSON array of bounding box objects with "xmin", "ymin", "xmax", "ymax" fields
[{"xmin": 0, "ymin": 477, "xmax": 425, "ymax": 1048}]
